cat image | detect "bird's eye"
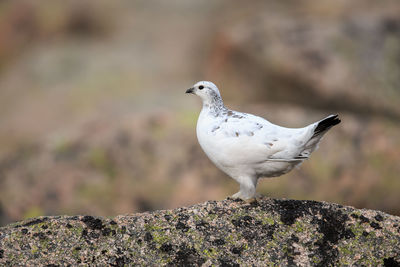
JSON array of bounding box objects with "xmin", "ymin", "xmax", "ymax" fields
[{"xmin": 198, "ymin": 85, "xmax": 204, "ymax": 90}]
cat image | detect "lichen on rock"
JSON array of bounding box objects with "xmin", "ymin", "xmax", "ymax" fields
[{"xmin": 0, "ymin": 198, "xmax": 399, "ymax": 266}]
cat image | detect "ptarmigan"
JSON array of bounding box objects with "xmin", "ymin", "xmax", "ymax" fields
[{"xmin": 186, "ymin": 81, "xmax": 341, "ymax": 200}]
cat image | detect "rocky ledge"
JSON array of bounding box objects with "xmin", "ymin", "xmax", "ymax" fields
[{"xmin": 0, "ymin": 198, "xmax": 399, "ymax": 266}]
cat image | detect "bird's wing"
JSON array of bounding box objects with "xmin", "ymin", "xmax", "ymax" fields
[{"xmin": 209, "ymin": 112, "xmax": 308, "ymax": 165}]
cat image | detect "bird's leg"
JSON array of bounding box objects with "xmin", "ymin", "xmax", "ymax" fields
[{"xmin": 231, "ymin": 176, "xmax": 257, "ymax": 201}]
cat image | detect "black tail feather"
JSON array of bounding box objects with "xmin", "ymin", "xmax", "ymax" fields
[{"xmin": 312, "ymin": 114, "xmax": 341, "ymax": 138}]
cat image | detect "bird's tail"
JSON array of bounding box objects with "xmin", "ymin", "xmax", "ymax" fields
[
  {"xmin": 311, "ymin": 114, "xmax": 341, "ymax": 139},
  {"xmin": 299, "ymin": 114, "xmax": 341, "ymax": 158}
]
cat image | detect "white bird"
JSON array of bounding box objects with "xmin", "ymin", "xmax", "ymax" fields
[{"xmin": 186, "ymin": 81, "xmax": 341, "ymax": 200}]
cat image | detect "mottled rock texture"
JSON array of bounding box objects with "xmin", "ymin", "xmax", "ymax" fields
[{"xmin": 1, "ymin": 198, "xmax": 399, "ymax": 266}]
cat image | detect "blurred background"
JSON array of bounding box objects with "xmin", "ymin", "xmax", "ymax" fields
[{"xmin": 1, "ymin": 0, "xmax": 400, "ymax": 226}]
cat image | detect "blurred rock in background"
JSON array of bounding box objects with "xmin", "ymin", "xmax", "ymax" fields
[{"xmin": 0, "ymin": 0, "xmax": 399, "ymax": 226}]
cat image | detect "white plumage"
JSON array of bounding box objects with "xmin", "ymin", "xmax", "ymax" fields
[{"xmin": 186, "ymin": 81, "xmax": 341, "ymax": 200}]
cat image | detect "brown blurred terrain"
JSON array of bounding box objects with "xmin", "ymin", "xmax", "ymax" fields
[{"xmin": 0, "ymin": 0, "xmax": 400, "ymax": 226}]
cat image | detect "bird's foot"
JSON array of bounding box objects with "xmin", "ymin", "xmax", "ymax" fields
[
  {"xmin": 231, "ymin": 191, "xmax": 261, "ymax": 203},
  {"xmin": 244, "ymin": 197, "xmax": 257, "ymax": 204},
  {"xmin": 231, "ymin": 191, "xmax": 243, "ymax": 199},
  {"xmin": 243, "ymin": 194, "xmax": 264, "ymax": 204}
]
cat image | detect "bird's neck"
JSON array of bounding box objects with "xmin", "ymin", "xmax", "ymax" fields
[{"xmin": 202, "ymin": 97, "xmax": 226, "ymax": 117}]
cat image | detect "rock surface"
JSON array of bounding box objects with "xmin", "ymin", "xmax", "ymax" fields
[{"xmin": 1, "ymin": 198, "xmax": 400, "ymax": 266}]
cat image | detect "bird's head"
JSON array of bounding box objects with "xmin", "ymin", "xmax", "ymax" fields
[{"xmin": 186, "ymin": 81, "xmax": 222, "ymax": 106}]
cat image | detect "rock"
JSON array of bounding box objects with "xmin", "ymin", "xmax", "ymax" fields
[{"xmin": 0, "ymin": 198, "xmax": 399, "ymax": 266}]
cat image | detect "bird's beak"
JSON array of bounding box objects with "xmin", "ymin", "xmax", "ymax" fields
[{"xmin": 185, "ymin": 87, "xmax": 194, "ymax": 94}]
